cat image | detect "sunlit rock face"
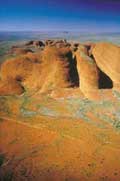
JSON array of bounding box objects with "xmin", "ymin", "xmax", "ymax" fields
[
  {"xmin": 75, "ymin": 47, "xmax": 99, "ymax": 98},
  {"xmin": 39, "ymin": 46, "xmax": 79, "ymax": 93},
  {"xmin": 92, "ymin": 42, "xmax": 120, "ymax": 89},
  {"xmin": 0, "ymin": 78, "xmax": 24, "ymax": 96},
  {"xmin": 0, "ymin": 53, "xmax": 43, "ymax": 95}
]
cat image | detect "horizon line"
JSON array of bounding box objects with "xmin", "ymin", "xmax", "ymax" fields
[{"xmin": 0, "ymin": 30, "xmax": 120, "ymax": 34}]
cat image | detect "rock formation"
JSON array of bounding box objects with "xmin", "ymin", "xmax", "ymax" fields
[
  {"xmin": 33, "ymin": 40, "xmax": 45, "ymax": 47},
  {"xmin": 8, "ymin": 47, "xmax": 33, "ymax": 55},
  {"xmin": 0, "ymin": 40, "xmax": 120, "ymax": 98},
  {"xmin": 0, "ymin": 78, "xmax": 24, "ymax": 96},
  {"xmin": 92, "ymin": 42, "xmax": 120, "ymax": 88},
  {"xmin": 25, "ymin": 40, "xmax": 34, "ymax": 46},
  {"xmin": 39, "ymin": 46, "xmax": 79, "ymax": 93},
  {"xmin": 25, "ymin": 40, "xmax": 45, "ymax": 48},
  {"xmin": 45, "ymin": 39, "xmax": 54, "ymax": 46},
  {"xmin": 0, "ymin": 45, "xmax": 79, "ymax": 95},
  {"xmin": 45, "ymin": 39, "xmax": 70, "ymax": 48},
  {"xmin": 75, "ymin": 47, "xmax": 99, "ymax": 97},
  {"xmin": 0, "ymin": 53, "xmax": 42, "ymax": 95}
]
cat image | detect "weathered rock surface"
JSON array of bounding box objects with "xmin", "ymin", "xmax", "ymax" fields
[
  {"xmin": 92, "ymin": 42, "xmax": 120, "ymax": 88},
  {"xmin": 39, "ymin": 46, "xmax": 79, "ymax": 93},
  {"xmin": 0, "ymin": 78, "xmax": 24, "ymax": 95},
  {"xmin": 0, "ymin": 40, "xmax": 120, "ymax": 98},
  {"xmin": 8, "ymin": 47, "xmax": 33, "ymax": 55},
  {"xmin": 75, "ymin": 49, "xmax": 99, "ymax": 97},
  {"xmin": 0, "ymin": 53, "xmax": 42, "ymax": 94},
  {"xmin": 0, "ymin": 45, "xmax": 79, "ymax": 95}
]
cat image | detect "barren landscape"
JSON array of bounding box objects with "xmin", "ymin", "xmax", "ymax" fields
[{"xmin": 0, "ymin": 35, "xmax": 120, "ymax": 180}]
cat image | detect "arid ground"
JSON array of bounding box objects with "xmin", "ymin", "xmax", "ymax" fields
[{"xmin": 0, "ymin": 39, "xmax": 120, "ymax": 180}]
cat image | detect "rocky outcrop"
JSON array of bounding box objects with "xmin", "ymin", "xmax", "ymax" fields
[
  {"xmin": 83, "ymin": 42, "xmax": 96, "ymax": 56},
  {"xmin": 1, "ymin": 40, "xmax": 120, "ymax": 98},
  {"xmin": 75, "ymin": 49, "xmax": 99, "ymax": 95},
  {"xmin": 0, "ymin": 53, "xmax": 42, "ymax": 95},
  {"xmin": 33, "ymin": 41, "xmax": 45, "ymax": 47},
  {"xmin": 25, "ymin": 40, "xmax": 34, "ymax": 46},
  {"xmin": 39, "ymin": 46, "xmax": 79, "ymax": 93},
  {"xmin": 8, "ymin": 47, "xmax": 33, "ymax": 55},
  {"xmin": 45, "ymin": 39, "xmax": 54, "ymax": 46},
  {"xmin": 92, "ymin": 42, "xmax": 120, "ymax": 88},
  {"xmin": 0, "ymin": 78, "xmax": 24, "ymax": 96},
  {"xmin": 0, "ymin": 45, "xmax": 79, "ymax": 95},
  {"xmin": 25, "ymin": 40, "xmax": 45, "ymax": 48},
  {"xmin": 45, "ymin": 39, "xmax": 70, "ymax": 49}
]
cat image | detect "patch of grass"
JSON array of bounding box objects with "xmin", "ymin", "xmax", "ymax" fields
[
  {"xmin": 113, "ymin": 120, "xmax": 120, "ymax": 129},
  {"xmin": 0, "ymin": 97, "xmax": 10, "ymax": 115},
  {"xmin": 96, "ymin": 113, "xmax": 113, "ymax": 124},
  {"xmin": 20, "ymin": 95, "xmax": 32, "ymax": 108},
  {"xmin": 113, "ymin": 90, "xmax": 120, "ymax": 100},
  {"xmin": 99, "ymin": 100, "xmax": 114, "ymax": 108},
  {"xmin": 38, "ymin": 107, "xmax": 59, "ymax": 117},
  {"xmin": 20, "ymin": 108, "xmax": 37, "ymax": 118}
]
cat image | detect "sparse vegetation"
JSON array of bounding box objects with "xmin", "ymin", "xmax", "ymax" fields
[
  {"xmin": 3, "ymin": 170, "xmax": 13, "ymax": 181},
  {"xmin": 0, "ymin": 153, "xmax": 5, "ymax": 167},
  {"xmin": 0, "ymin": 97, "xmax": 10, "ymax": 115}
]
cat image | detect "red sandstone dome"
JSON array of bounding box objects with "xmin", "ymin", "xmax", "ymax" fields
[
  {"xmin": 92, "ymin": 42, "xmax": 120, "ymax": 88},
  {"xmin": 0, "ymin": 40, "xmax": 120, "ymax": 97}
]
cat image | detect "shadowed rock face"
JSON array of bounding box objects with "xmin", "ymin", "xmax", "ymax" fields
[
  {"xmin": 0, "ymin": 40, "xmax": 120, "ymax": 97},
  {"xmin": 33, "ymin": 41, "xmax": 45, "ymax": 47},
  {"xmin": 98, "ymin": 68, "xmax": 113, "ymax": 89},
  {"xmin": 45, "ymin": 39, "xmax": 54, "ymax": 46},
  {"xmin": 83, "ymin": 42, "xmax": 96, "ymax": 56},
  {"xmin": 25, "ymin": 40, "xmax": 45, "ymax": 47}
]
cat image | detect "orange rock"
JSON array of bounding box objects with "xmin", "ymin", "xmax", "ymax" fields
[
  {"xmin": 0, "ymin": 46, "xmax": 79, "ymax": 95},
  {"xmin": 1, "ymin": 56, "xmax": 35, "ymax": 81},
  {"xmin": 3, "ymin": 40, "xmax": 118, "ymax": 98},
  {"xmin": 39, "ymin": 46, "xmax": 79, "ymax": 93},
  {"xmin": 75, "ymin": 50, "xmax": 99, "ymax": 96},
  {"xmin": 0, "ymin": 52, "xmax": 43, "ymax": 95},
  {"xmin": 9, "ymin": 47, "xmax": 33, "ymax": 55},
  {"xmin": 83, "ymin": 42, "xmax": 96, "ymax": 56},
  {"xmin": 0, "ymin": 78, "xmax": 24, "ymax": 96},
  {"xmin": 92, "ymin": 42, "xmax": 120, "ymax": 88}
]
